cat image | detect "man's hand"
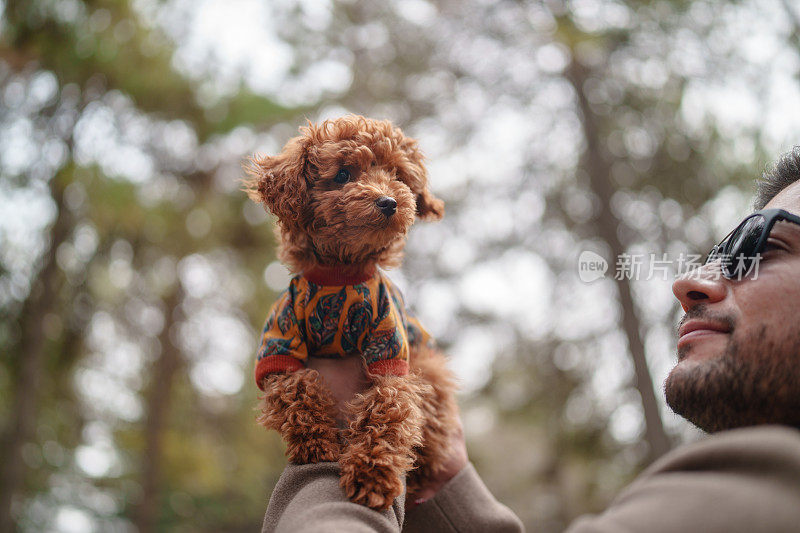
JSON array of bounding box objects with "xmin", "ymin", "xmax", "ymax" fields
[
  {"xmin": 406, "ymin": 416, "xmax": 468, "ymax": 509},
  {"xmin": 306, "ymin": 356, "xmax": 370, "ymax": 427}
]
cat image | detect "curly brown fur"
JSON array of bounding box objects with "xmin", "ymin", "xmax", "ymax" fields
[
  {"xmin": 338, "ymin": 373, "xmax": 430, "ymax": 510},
  {"xmin": 244, "ymin": 115, "xmax": 444, "ymax": 274},
  {"xmin": 258, "ymin": 369, "xmax": 341, "ymax": 463},
  {"xmin": 406, "ymin": 346, "xmax": 460, "ymax": 496},
  {"xmin": 248, "ymin": 115, "xmax": 456, "ymax": 509}
]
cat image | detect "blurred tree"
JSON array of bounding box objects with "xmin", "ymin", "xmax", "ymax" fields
[{"xmin": 0, "ymin": 0, "xmax": 299, "ymax": 531}]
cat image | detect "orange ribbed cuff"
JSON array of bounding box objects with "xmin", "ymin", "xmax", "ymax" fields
[
  {"xmin": 255, "ymin": 355, "xmax": 305, "ymax": 390},
  {"xmin": 367, "ymin": 359, "xmax": 409, "ymax": 377}
]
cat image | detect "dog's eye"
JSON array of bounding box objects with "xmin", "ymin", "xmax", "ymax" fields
[{"xmin": 334, "ymin": 168, "xmax": 351, "ymax": 184}]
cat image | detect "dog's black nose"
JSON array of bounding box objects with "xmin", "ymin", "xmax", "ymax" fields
[{"xmin": 376, "ymin": 196, "xmax": 397, "ymax": 216}]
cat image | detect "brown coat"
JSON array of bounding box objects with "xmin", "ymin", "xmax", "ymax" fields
[{"xmin": 262, "ymin": 425, "xmax": 800, "ymax": 532}]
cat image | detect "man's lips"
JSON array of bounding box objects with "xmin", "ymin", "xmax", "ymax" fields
[{"xmin": 677, "ymin": 319, "xmax": 731, "ymax": 349}]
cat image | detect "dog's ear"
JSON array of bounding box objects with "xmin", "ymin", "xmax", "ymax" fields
[
  {"xmin": 244, "ymin": 135, "xmax": 310, "ymax": 231},
  {"xmin": 415, "ymin": 188, "xmax": 445, "ymax": 221},
  {"xmin": 389, "ymin": 128, "xmax": 445, "ymax": 222}
]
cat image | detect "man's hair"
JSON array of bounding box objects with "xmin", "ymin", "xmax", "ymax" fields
[{"xmin": 754, "ymin": 146, "xmax": 800, "ymax": 210}]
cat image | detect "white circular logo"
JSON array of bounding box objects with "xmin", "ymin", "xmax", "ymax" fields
[{"xmin": 578, "ymin": 250, "xmax": 608, "ymax": 283}]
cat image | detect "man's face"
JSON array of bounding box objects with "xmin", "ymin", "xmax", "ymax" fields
[{"xmin": 666, "ymin": 180, "xmax": 800, "ymax": 432}]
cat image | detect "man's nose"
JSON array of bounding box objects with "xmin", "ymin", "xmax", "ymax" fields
[{"xmin": 672, "ymin": 265, "xmax": 727, "ymax": 312}]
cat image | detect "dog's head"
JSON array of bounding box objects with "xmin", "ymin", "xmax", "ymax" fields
[{"xmin": 245, "ymin": 115, "xmax": 444, "ymax": 272}]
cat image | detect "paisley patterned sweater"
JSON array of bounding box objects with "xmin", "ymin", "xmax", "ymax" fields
[{"xmin": 254, "ymin": 266, "xmax": 432, "ymax": 390}]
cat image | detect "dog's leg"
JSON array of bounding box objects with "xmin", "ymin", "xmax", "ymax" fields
[
  {"xmin": 406, "ymin": 346, "xmax": 461, "ymax": 497},
  {"xmin": 258, "ymin": 368, "xmax": 341, "ymax": 463},
  {"xmin": 338, "ymin": 374, "xmax": 428, "ymax": 510}
]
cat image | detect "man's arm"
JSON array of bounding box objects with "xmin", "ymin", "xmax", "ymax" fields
[
  {"xmin": 404, "ymin": 425, "xmax": 800, "ymax": 533},
  {"xmin": 262, "ymin": 462, "xmax": 405, "ymax": 533},
  {"xmin": 261, "ymin": 461, "xmax": 524, "ymax": 533},
  {"xmin": 404, "ymin": 463, "xmax": 524, "ymax": 533}
]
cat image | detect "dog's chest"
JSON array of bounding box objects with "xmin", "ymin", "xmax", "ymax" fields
[{"xmin": 295, "ymin": 275, "xmax": 407, "ymax": 361}]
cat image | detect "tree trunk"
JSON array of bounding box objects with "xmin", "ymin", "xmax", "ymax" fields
[
  {"xmin": 0, "ymin": 178, "xmax": 70, "ymax": 533},
  {"xmin": 566, "ymin": 58, "xmax": 672, "ymax": 461},
  {"xmin": 134, "ymin": 287, "xmax": 184, "ymax": 533}
]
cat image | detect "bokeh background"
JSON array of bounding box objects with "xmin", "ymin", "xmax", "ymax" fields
[{"xmin": 2, "ymin": 0, "xmax": 800, "ymax": 531}]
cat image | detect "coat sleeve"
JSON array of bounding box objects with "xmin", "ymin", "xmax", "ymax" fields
[
  {"xmin": 403, "ymin": 463, "xmax": 524, "ymax": 533},
  {"xmin": 261, "ymin": 462, "xmax": 523, "ymax": 533},
  {"xmin": 566, "ymin": 425, "xmax": 800, "ymax": 533},
  {"xmin": 261, "ymin": 462, "xmax": 405, "ymax": 533}
]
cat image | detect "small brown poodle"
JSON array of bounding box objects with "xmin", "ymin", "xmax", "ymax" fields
[{"xmin": 244, "ymin": 115, "xmax": 459, "ymax": 510}]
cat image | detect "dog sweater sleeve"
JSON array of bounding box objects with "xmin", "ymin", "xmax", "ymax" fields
[
  {"xmin": 254, "ymin": 279, "xmax": 308, "ymax": 390},
  {"xmin": 361, "ymin": 277, "xmax": 411, "ymax": 376}
]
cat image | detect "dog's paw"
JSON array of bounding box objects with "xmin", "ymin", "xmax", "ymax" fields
[
  {"xmin": 258, "ymin": 369, "xmax": 342, "ymax": 464},
  {"xmin": 339, "ymin": 457, "xmax": 404, "ymax": 511},
  {"xmin": 287, "ymin": 437, "xmax": 340, "ymax": 464},
  {"xmin": 285, "ymin": 415, "xmax": 341, "ymax": 463},
  {"xmin": 336, "ymin": 374, "xmax": 429, "ymax": 509}
]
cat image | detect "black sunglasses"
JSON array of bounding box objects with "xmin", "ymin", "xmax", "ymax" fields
[{"xmin": 705, "ymin": 208, "xmax": 800, "ymax": 279}]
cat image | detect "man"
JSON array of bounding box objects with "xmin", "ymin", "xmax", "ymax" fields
[{"xmin": 262, "ymin": 149, "xmax": 800, "ymax": 532}]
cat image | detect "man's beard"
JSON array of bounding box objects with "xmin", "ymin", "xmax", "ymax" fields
[{"xmin": 665, "ymin": 324, "xmax": 800, "ymax": 433}]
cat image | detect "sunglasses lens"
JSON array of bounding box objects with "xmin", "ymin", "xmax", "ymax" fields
[{"xmin": 724, "ymin": 215, "xmax": 765, "ymax": 277}]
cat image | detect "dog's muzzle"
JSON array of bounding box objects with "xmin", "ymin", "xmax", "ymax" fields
[{"xmin": 375, "ymin": 196, "xmax": 397, "ymax": 217}]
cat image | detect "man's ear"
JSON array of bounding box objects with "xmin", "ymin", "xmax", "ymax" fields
[{"xmin": 244, "ymin": 135, "xmax": 310, "ymax": 231}]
